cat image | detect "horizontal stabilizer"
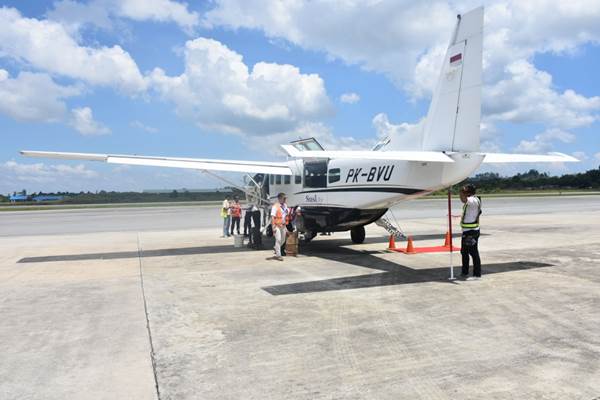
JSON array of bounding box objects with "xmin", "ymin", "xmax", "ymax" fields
[
  {"xmin": 20, "ymin": 150, "xmax": 293, "ymax": 175},
  {"xmin": 280, "ymin": 145, "xmax": 455, "ymax": 163},
  {"xmin": 482, "ymin": 152, "xmax": 579, "ymax": 163}
]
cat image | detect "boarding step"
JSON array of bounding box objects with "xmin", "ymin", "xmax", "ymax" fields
[{"xmin": 375, "ymin": 217, "xmax": 406, "ymax": 240}]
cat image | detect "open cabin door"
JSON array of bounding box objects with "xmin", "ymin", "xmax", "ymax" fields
[{"xmin": 301, "ymin": 159, "xmax": 328, "ymax": 206}]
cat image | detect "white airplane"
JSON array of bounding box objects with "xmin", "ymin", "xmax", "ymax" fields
[{"xmin": 21, "ymin": 7, "xmax": 577, "ymax": 244}]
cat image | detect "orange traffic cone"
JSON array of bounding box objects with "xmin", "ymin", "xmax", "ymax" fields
[
  {"xmin": 405, "ymin": 236, "xmax": 415, "ymax": 253},
  {"xmin": 388, "ymin": 234, "xmax": 396, "ymax": 250},
  {"xmin": 444, "ymin": 231, "xmax": 451, "ymax": 247}
]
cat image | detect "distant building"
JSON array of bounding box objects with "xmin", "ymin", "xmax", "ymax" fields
[
  {"xmin": 33, "ymin": 195, "xmax": 64, "ymax": 202},
  {"xmin": 9, "ymin": 194, "xmax": 29, "ymax": 202},
  {"xmin": 143, "ymin": 188, "xmax": 228, "ymax": 194}
]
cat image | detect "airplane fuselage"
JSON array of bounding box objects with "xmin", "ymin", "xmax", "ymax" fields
[{"xmin": 265, "ymin": 152, "xmax": 485, "ymax": 233}]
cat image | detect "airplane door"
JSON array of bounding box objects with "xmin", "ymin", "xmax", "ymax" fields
[{"xmin": 302, "ymin": 160, "xmax": 328, "ymax": 206}]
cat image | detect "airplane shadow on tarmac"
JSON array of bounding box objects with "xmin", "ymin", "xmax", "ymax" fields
[
  {"xmin": 18, "ymin": 233, "xmax": 550, "ymax": 296},
  {"xmin": 17, "ymin": 244, "xmax": 247, "ymax": 263},
  {"xmin": 262, "ymin": 237, "xmax": 552, "ymax": 295},
  {"xmin": 16, "ymin": 233, "xmax": 469, "ymax": 264}
]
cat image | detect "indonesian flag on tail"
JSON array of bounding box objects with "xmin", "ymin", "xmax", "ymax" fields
[{"xmin": 450, "ymin": 53, "xmax": 462, "ymax": 66}]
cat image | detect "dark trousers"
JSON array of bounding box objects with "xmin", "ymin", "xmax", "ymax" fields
[
  {"xmin": 230, "ymin": 217, "xmax": 240, "ymax": 235},
  {"xmin": 243, "ymin": 212, "xmax": 252, "ymax": 236},
  {"xmin": 461, "ymin": 230, "xmax": 481, "ymax": 277}
]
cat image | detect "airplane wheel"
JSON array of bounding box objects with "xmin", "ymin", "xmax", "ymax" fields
[
  {"xmin": 266, "ymin": 225, "xmax": 273, "ymax": 237},
  {"xmin": 350, "ymin": 226, "xmax": 366, "ymax": 244},
  {"xmin": 302, "ymin": 231, "xmax": 316, "ymax": 243}
]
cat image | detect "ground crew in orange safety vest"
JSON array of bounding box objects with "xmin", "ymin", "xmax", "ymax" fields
[
  {"xmin": 230, "ymin": 196, "xmax": 242, "ymax": 235},
  {"xmin": 268, "ymin": 192, "xmax": 289, "ymax": 261}
]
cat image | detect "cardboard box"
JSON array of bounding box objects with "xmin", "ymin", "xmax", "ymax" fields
[{"xmin": 286, "ymin": 231, "xmax": 299, "ymax": 256}]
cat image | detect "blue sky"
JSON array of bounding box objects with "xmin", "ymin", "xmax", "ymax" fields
[{"xmin": 1, "ymin": 0, "xmax": 599, "ymax": 193}]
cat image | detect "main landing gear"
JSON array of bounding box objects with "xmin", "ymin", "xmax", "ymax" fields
[{"xmin": 350, "ymin": 226, "xmax": 366, "ymax": 244}]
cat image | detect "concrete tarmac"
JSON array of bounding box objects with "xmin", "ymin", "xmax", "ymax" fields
[{"xmin": 1, "ymin": 196, "xmax": 600, "ymax": 399}]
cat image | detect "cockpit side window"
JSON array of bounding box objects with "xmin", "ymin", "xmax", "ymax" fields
[{"xmin": 328, "ymin": 168, "xmax": 341, "ymax": 184}]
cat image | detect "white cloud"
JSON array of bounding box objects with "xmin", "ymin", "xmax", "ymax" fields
[
  {"xmin": 117, "ymin": 0, "xmax": 199, "ymax": 33},
  {"xmin": 203, "ymin": 0, "xmax": 600, "ymax": 143},
  {"xmin": 1, "ymin": 160, "xmax": 98, "ymax": 184},
  {"xmin": 514, "ymin": 128, "xmax": 575, "ymax": 154},
  {"xmin": 46, "ymin": 0, "xmax": 113, "ymax": 32},
  {"xmin": 372, "ymin": 113, "xmax": 424, "ymax": 151},
  {"xmin": 340, "ymin": 92, "xmax": 360, "ymax": 104},
  {"xmin": 130, "ymin": 120, "xmax": 159, "ymax": 133},
  {"xmin": 594, "ymin": 152, "xmax": 600, "ymax": 161},
  {"xmin": 483, "ymin": 60, "xmax": 600, "ymax": 129},
  {"xmin": 0, "ymin": 69, "xmax": 81, "ymax": 123},
  {"xmin": 48, "ymin": 0, "xmax": 199, "ymax": 34},
  {"xmin": 69, "ymin": 107, "xmax": 111, "ymax": 135},
  {"xmin": 0, "ymin": 7, "xmax": 147, "ymax": 93},
  {"xmin": 150, "ymin": 37, "xmax": 332, "ymax": 137}
]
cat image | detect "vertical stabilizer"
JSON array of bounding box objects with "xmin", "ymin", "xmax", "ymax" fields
[{"xmin": 421, "ymin": 7, "xmax": 483, "ymax": 152}]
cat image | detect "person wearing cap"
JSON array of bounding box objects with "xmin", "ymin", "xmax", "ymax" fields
[
  {"xmin": 268, "ymin": 192, "xmax": 289, "ymax": 261},
  {"xmin": 459, "ymin": 184, "xmax": 482, "ymax": 280}
]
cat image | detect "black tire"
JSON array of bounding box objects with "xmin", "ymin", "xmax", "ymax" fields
[
  {"xmin": 350, "ymin": 226, "xmax": 366, "ymax": 244},
  {"xmin": 266, "ymin": 224, "xmax": 273, "ymax": 237}
]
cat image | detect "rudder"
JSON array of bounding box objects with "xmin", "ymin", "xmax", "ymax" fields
[{"xmin": 421, "ymin": 7, "xmax": 483, "ymax": 152}]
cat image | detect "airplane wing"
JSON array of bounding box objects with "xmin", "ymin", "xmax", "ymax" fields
[
  {"xmin": 280, "ymin": 145, "xmax": 455, "ymax": 163},
  {"xmin": 20, "ymin": 150, "xmax": 293, "ymax": 175},
  {"xmin": 482, "ymin": 152, "xmax": 579, "ymax": 163}
]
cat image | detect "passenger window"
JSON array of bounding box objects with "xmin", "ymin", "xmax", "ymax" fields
[
  {"xmin": 284, "ymin": 175, "xmax": 291, "ymax": 184},
  {"xmin": 295, "ymin": 175, "xmax": 302, "ymax": 184},
  {"xmin": 328, "ymin": 168, "xmax": 341, "ymax": 184},
  {"xmin": 269, "ymin": 174, "xmax": 274, "ymax": 185},
  {"xmin": 276, "ymin": 175, "xmax": 281, "ymax": 184}
]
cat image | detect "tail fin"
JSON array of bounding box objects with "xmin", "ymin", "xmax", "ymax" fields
[{"xmin": 421, "ymin": 6, "xmax": 483, "ymax": 152}]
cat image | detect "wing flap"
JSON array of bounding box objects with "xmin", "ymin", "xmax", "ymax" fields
[
  {"xmin": 21, "ymin": 150, "xmax": 293, "ymax": 175},
  {"xmin": 280, "ymin": 145, "xmax": 454, "ymax": 163},
  {"xmin": 482, "ymin": 152, "xmax": 579, "ymax": 163}
]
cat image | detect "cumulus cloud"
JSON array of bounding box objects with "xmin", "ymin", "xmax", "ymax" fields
[
  {"xmin": 372, "ymin": 113, "xmax": 425, "ymax": 151},
  {"xmin": 150, "ymin": 37, "xmax": 333, "ymax": 137},
  {"xmin": 47, "ymin": 0, "xmax": 199, "ymax": 33},
  {"xmin": 340, "ymin": 92, "xmax": 360, "ymax": 104},
  {"xmin": 203, "ymin": 0, "xmax": 600, "ymax": 146},
  {"xmin": 130, "ymin": 120, "xmax": 158, "ymax": 133},
  {"xmin": 69, "ymin": 107, "xmax": 111, "ymax": 135},
  {"xmin": 0, "ymin": 69, "xmax": 81, "ymax": 122},
  {"xmin": 483, "ymin": 60, "xmax": 600, "ymax": 129},
  {"xmin": 1, "ymin": 160, "xmax": 98, "ymax": 184},
  {"xmin": 117, "ymin": 0, "xmax": 199, "ymax": 32},
  {"xmin": 514, "ymin": 128, "xmax": 575, "ymax": 154},
  {"xmin": 0, "ymin": 7, "xmax": 147, "ymax": 93}
]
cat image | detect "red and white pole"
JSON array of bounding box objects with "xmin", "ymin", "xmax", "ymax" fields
[{"xmin": 448, "ymin": 186, "xmax": 456, "ymax": 280}]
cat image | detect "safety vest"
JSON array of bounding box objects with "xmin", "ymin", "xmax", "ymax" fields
[
  {"xmin": 272, "ymin": 202, "xmax": 290, "ymax": 227},
  {"xmin": 231, "ymin": 203, "xmax": 242, "ymax": 218},
  {"xmin": 460, "ymin": 196, "xmax": 482, "ymax": 229}
]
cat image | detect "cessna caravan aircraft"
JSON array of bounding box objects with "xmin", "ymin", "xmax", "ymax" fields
[{"xmin": 21, "ymin": 6, "xmax": 577, "ymax": 243}]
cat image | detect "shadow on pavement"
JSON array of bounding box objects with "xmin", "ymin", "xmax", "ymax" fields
[
  {"xmin": 262, "ymin": 260, "xmax": 553, "ymax": 295},
  {"xmin": 18, "ymin": 244, "xmax": 247, "ymax": 263}
]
